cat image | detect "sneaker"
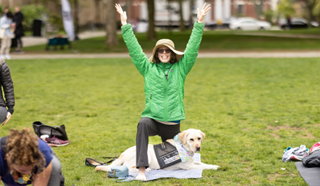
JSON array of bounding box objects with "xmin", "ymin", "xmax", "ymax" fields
[
  {"xmin": 5, "ymin": 54, "xmax": 11, "ymax": 59},
  {"xmin": 45, "ymin": 136, "xmax": 69, "ymax": 147},
  {"xmin": 0, "ymin": 55, "xmax": 4, "ymax": 60}
]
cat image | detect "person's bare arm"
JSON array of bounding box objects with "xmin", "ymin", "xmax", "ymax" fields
[{"xmin": 32, "ymin": 162, "xmax": 52, "ymax": 186}]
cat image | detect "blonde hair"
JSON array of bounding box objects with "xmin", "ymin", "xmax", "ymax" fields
[{"xmin": 7, "ymin": 128, "xmax": 45, "ymax": 172}]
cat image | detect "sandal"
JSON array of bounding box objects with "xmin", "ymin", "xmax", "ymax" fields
[{"xmin": 85, "ymin": 158, "xmax": 107, "ymax": 167}]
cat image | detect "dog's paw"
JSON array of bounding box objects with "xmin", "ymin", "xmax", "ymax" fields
[
  {"xmin": 95, "ymin": 166, "xmax": 111, "ymax": 172},
  {"xmin": 146, "ymin": 168, "xmax": 152, "ymax": 172},
  {"xmin": 208, "ymin": 165, "xmax": 220, "ymax": 170}
]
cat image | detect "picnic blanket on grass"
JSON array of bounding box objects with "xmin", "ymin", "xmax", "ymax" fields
[
  {"xmin": 296, "ymin": 162, "xmax": 320, "ymax": 186},
  {"xmin": 129, "ymin": 153, "xmax": 203, "ymax": 181},
  {"xmin": 129, "ymin": 169, "xmax": 203, "ymax": 181}
]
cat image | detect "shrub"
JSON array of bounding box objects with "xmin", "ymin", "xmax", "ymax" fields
[{"xmin": 20, "ymin": 5, "xmax": 48, "ymax": 31}]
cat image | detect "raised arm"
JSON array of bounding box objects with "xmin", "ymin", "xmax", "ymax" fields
[
  {"xmin": 115, "ymin": 4, "xmax": 127, "ymax": 26},
  {"xmin": 115, "ymin": 4, "xmax": 150, "ymax": 76},
  {"xmin": 197, "ymin": 3, "xmax": 211, "ymax": 23},
  {"xmin": 179, "ymin": 3, "xmax": 211, "ymax": 77}
]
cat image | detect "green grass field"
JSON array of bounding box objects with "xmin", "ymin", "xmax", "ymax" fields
[
  {"xmin": 1, "ymin": 58, "xmax": 319, "ymax": 185},
  {"xmin": 23, "ymin": 28, "xmax": 320, "ymax": 54}
]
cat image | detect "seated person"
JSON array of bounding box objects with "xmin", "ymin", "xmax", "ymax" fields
[{"xmin": 0, "ymin": 128, "xmax": 64, "ymax": 186}]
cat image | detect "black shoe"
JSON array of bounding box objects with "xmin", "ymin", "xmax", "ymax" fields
[{"xmin": 85, "ymin": 158, "xmax": 107, "ymax": 167}]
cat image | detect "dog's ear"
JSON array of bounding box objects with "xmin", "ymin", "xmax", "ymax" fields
[
  {"xmin": 178, "ymin": 131, "xmax": 188, "ymax": 145},
  {"xmin": 200, "ymin": 131, "xmax": 205, "ymax": 141}
]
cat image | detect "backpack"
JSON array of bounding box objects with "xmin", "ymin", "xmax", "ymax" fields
[
  {"xmin": 32, "ymin": 121, "xmax": 68, "ymax": 141},
  {"xmin": 302, "ymin": 150, "xmax": 320, "ymax": 167}
]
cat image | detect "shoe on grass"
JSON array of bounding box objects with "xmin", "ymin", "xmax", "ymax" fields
[{"xmin": 45, "ymin": 136, "xmax": 69, "ymax": 146}]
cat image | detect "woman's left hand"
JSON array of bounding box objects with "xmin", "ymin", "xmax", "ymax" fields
[
  {"xmin": 2, "ymin": 112, "xmax": 11, "ymax": 126},
  {"xmin": 197, "ymin": 3, "xmax": 211, "ymax": 23}
]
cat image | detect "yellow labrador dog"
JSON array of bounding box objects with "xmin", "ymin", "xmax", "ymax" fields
[{"xmin": 95, "ymin": 129, "xmax": 219, "ymax": 172}]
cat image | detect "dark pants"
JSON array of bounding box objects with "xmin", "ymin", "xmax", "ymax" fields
[
  {"xmin": 15, "ymin": 35, "xmax": 23, "ymax": 50},
  {"xmin": 136, "ymin": 117, "xmax": 180, "ymax": 168}
]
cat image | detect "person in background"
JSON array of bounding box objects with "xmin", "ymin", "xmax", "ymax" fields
[
  {"xmin": 1, "ymin": 7, "xmax": 9, "ymax": 18},
  {"xmin": 115, "ymin": 3, "xmax": 211, "ymax": 181},
  {"xmin": 0, "ymin": 11, "xmax": 14, "ymax": 60},
  {"xmin": 0, "ymin": 128, "xmax": 64, "ymax": 186},
  {"xmin": 0, "ymin": 48, "xmax": 14, "ymax": 126},
  {"xmin": 13, "ymin": 6, "xmax": 24, "ymax": 53}
]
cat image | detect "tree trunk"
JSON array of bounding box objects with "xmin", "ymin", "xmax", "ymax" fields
[
  {"xmin": 168, "ymin": 0, "xmax": 172, "ymax": 34},
  {"xmin": 253, "ymin": 0, "xmax": 264, "ymax": 19},
  {"xmin": 105, "ymin": 0, "xmax": 119, "ymax": 46},
  {"xmin": 189, "ymin": 0, "xmax": 194, "ymax": 28},
  {"xmin": 94, "ymin": 0, "xmax": 101, "ymax": 27},
  {"xmin": 305, "ymin": 0, "xmax": 316, "ymax": 26},
  {"xmin": 74, "ymin": 0, "xmax": 80, "ymax": 40},
  {"xmin": 179, "ymin": 0, "xmax": 186, "ymax": 31},
  {"xmin": 147, "ymin": 0, "xmax": 157, "ymax": 40}
]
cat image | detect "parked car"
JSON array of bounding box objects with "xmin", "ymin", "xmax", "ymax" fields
[
  {"xmin": 279, "ymin": 18, "xmax": 319, "ymax": 29},
  {"xmin": 229, "ymin": 18, "xmax": 271, "ymax": 30},
  {"xmin": 205, "ymin": 17, "xmax": 237, "ymax": 30}
]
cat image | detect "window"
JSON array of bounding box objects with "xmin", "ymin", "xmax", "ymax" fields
[{"xmin": 237, "ymin": 4, "xmax": 244, "ymax": 15}]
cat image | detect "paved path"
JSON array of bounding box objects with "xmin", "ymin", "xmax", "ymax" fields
[{"xmin": 22, "ymin": 31, "xmax": 106, "ymax": 47}]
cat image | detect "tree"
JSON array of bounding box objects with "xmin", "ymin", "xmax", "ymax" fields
[
  {"xmin": 147, "ymin": 0, "xmax": 157, "ymax": 40},
  {"xmin": 188, "ymin": 0, "xmax": 194, "ymax": 28},
  {"xmin": 73, "ymin": 0, "xmax": 80, "ymax": 40},
  {"xmin": 178, "ymin": 0, "xmax": 186, "ymax": 31},
  {"xmin": 167, "ymin": 0, "xmax": 173, "ymax": 34},
  {"xmin": 94, "ymin": 0, "xmax": 101, "ymax": 28},
  {"xmin": 312, "ymin": 0, "xmax": 320, "ymax": 19},
  {"xmin": 105, "ymin": 0, "xmax": 118, "ymax": 46},
  {"xmin": 300, "ymin": 0, "xmax": 318, "ymax": 25},
  {"xmin": 277, "ymin": 0, "xmax": 295, "ymax": 18},
  {"xmin": 253, "ymin": 0, "xmax": 264, "ymax": 19}
]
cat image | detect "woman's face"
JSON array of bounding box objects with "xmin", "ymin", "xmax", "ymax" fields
[
  {"xmin": 157, "ymin": 47, "xmax": 172, "ymax": 63},
  {"xmin": 12, "ymin": 164, "xmax": 33, "ymax": 175}
]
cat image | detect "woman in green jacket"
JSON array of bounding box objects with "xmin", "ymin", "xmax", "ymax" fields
[{"xmin": 116, "ymin": 3, "xmax": 211, "ymax": 181}]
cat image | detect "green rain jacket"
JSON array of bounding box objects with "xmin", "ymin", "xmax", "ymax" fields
[{"xmin": 121, "ymin": 22, "xmax": 204, "ymax": 122}]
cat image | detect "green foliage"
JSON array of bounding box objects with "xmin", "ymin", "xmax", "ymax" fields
[
  {"xmin": 277, "ymin": 0, "xmax": 295, "ymax": 17},
  {"xmin": 264, "ymin": 9, "xmax": 275, "ymax": 24},
  {"xmin": 20, "ymin": 5, "xmax": 48, "ymax": 31},
  {"xmin": 48, "ymin": 13, "xmax": 63, "ymax": 31},
  {"xmin": 312, "ymin": 0, "xmax": 320, "ymax": 16},
  {"xmin": 3, "ymin": 58, "xmax": 319, "ymax": 185}
]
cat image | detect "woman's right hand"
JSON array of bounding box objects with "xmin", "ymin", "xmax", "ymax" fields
[
  {"xmin": 2, "ymin": 112, "xmax": 11, "ymax": 126},
  {"xmin": 115, "ymin": 3, "xmax": 127, "ymax": 26}
]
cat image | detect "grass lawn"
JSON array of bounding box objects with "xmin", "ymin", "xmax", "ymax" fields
[
  {"xmin": 1, "ymin": 58, "xmax": 319, "ymax": 185},
  {"xmin": 23, "ymin": 28, "xmax": 320, "ymax": 54}
]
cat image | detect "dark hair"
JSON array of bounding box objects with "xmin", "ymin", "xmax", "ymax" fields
[
  {"xmin": 154, "ymin": 48, "xmax": 177, "ymax": 64},
  {"xmin": 6, "ymin": 11, "xmax": 13, "ymax": 19}
]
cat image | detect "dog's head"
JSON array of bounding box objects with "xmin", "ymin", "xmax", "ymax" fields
[{"xmin": 178, "ymin": 129, "xmax": 205, "ymax": 153}]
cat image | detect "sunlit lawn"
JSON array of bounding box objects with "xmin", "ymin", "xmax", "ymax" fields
[
  {"xmin": 23, "ymin": 28, "xmax": 320, "ymax": 54},
  {"xmin": 1, "ymin": 58, "xmax": 319, "ymax": 185}
]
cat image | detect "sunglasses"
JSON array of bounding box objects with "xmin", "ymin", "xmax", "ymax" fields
[{"xmin": 158, "ymin": 49, "xmax": 171, "ymax": 54}]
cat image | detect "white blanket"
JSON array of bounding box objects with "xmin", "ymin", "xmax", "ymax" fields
[{"xmin": 129, "ymin": 153, "xmax": 202, "ymax": 181}]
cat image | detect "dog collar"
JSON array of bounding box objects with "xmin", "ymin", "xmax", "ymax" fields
[{"xmin": 173, "ymin": 135, "xmax": 194, "ymax": 162}]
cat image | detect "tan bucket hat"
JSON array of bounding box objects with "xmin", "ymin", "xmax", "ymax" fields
[{"xmin": 148, "ymin": 39, "xmax": 184, "ymax": 63}]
